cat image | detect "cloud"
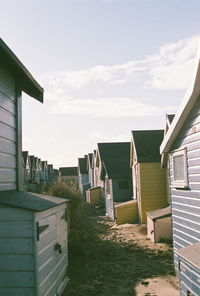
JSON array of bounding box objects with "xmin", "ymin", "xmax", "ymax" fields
[
  {"xmin": 49, "ymin": 96, "xmax": 175, "ymax": 118},
  {"xmin": 147, "ymin": 35, "xmax": 199, "ymax": 90},
  {"xmin": 89, "ymin": 130, "xmax": 129, "ymax": 142},
  {"xmin": 41, "ymin": 35, "xmax": 199, "ymax": 92}
]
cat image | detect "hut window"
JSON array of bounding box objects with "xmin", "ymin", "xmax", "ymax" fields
[
  {"xmin": 118, "ymin": 180, "xmax": 129, "ymax": 190},
  {"xmin": 172, "ymin": 148, "xmax": 188, "ymax": 188}
]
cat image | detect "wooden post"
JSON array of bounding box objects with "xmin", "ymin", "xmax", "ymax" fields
[{"xmin": 16, "ymin": 89, "xmax": 23, "ymax": 191}]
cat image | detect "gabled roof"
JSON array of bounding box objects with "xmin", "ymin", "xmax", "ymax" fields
[
  {"xmin": 78, "ymin": 157, "xmax": 88, "ymax": 174},
  {"xmin": 160, "ymin": 43, "xmax": 200, "ymax": 153},
  {"xmin": 88, "ymin": 153, "xmax": 93, "ymax": 169},
  {"xmin": 30, "ymin": 155, "xmax": 37, "ymax": 168},
  {"xmin": 59, "ymin": 167, "xmax": 78, "ymax": 176},
  {"xmin": 22, "ymin": 151, "xmax": 29, "ymax": 166},
  {"xmin": 41, "ymin": 161, "xmax": 48, "ymax": 170},
  {"xmin": 0, "ymin": 38, "xmax": 43, "ymax": 102},
  {"xmin": 167, "ymin": 114, "xmax": 175, "ymax": 124},
  {"xmin": 131, "ymin": 130, "xmax": 164, "ymax": 163},
  {"xmin": 97, "ymin": 142, "xmax": 131, "ymax": 179}
]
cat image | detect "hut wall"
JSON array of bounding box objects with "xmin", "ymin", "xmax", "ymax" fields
[
  {"xmin": 105, "ymin": 179, "xmax": 114, "ymax": 219},
  {"xmin": 139, "ymin": 163, "xmax": 168, "ymax": 223},
  {"xmin": 112, "ymin": 178, "xmax": 132, "ymax": 202},
  {"xmin": 0, "ymin": 65, "xmax": 17, "ymax": 191},
  {"xmin": 115, "ymin": 200, "xmax": 138, "ymax": 225},
  {"xmin": 169, "ymin": 97, "xmax": 200, "ymax": 272},
  {"xmin": 0, "ymin": 205, "xmax": 35, "ymax": 296}
]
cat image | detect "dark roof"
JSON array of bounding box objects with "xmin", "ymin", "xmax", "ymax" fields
[
  {"xmin": 30, "ymin": 155, "xmax": 37, "ymax": 167},
  {"xmin": 0, "ymin": 191, "xmax": 67, "ymax": 211},
  {"xmin": 59, "ymin": 167, "xmax": 78, "ymax": 176},
  {"xmin": 131, "ymin": 130, "xmax": 164, "ymax": 163},
  {"xmin": 97, "ymin": 142, "xmax": 131, "ymax": 179},
  {"xmin": 41, "ymin": 161, "xmax": 48, "ymax": 170},
  {"xmin": 167, "ymin": 114, "xmax": 175, "ymax": 124},
  {"xmin": 0, "ymin": 38, "xmax": 43, "ymax": 102},
  {"xmin": 78, "ymin": 157, "xmax": 88, "ymax": 174},
  {"xmin": 88, "ymin": 153, "xmax": 93, "ymax": 168}
]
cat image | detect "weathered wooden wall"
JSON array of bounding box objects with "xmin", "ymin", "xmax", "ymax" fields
[
  {"xmin": 0, "ymin": 65, "xmax": 16, "ymax": 191},
  {"xmin": 169, "ymin": 98, "xmax": 200, "ymax": 274},
  {"xmin": 139, "ymin": 163, "xmax": 168, "ymax": 223}
]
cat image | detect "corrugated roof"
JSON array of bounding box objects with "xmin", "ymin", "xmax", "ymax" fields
[
  {"xmin": 59, "ymin": 167, "xmax": 78, "ymax": 176},
  {"xmin": 0, "ymin": 191, "xmax": 67, "ymax": 211},
  {"xmin": 0, "ymin": 38, "xmax": 43, "ymax": 102},
  {"xmin": 132, "ymin": 130, "xmax": 164, "ymax": 163},
  {"xmin": 97, "ymin": 142, "xmax": 131, "ymax": 179}
]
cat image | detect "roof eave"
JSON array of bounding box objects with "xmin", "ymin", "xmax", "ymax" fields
[
  {"xmin": 160, "ymin": 56, "xmax": 200, "ymax": 154},
  {"xmin": 0, "ymin": 38, "xmax": 43, "ymax": 103}
]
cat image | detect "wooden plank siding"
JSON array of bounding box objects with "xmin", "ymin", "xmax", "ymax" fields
[
  {"xmin": 35, "ymin": 203, "xmax": 68, "ymax": 296},
  {"xmin": 0, "ymin": 65, "xmax": 16, "ymax": 191},
  {"xmin": 139, "ymin": 163, "xmax": 168, "ymax": 223},
  {"xmin": 105, "ymin": 179, "xmax": 115, "ymax": 219},
  {"xmin": 112, "ymin": 178, "xmax": 132, "ymax": 202},
  {"xmin": 0, "ymin": 205, "xmax": 34, "ymax": 295},
  {"xmin": 169, "ymin": 97, "xmax": 200, "ymax": 272}
]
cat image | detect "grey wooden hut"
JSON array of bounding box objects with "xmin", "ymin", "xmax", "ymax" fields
[
  {"xmin": 78, "ymin": 155, "xmax": 89, "ymax": 198},
  {"xmin": 0, "ymin": 38, "xmax": 69, "ymax": 296},
  {"xmin": 87, "ymin": 153, "xmax": 94, "ymax": 188},
  {"xmin": 160, "ymin": 46, "xmax": 200, "ymax": 295},
  {"xmin": 97, "ymin": 142, "xmax": 132, "ymax": 220},
  {"xmin": 59, "ymin": 167, "xmax": 78, "ymax": 183}
]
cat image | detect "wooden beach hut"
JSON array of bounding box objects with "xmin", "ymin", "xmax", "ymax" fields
[
  {"xmin": 0, "ymin": 38, "xmax": 69, "ymax": 295},
  {"xmin": 87, "ymin": 153, "xmax": 95, "ymax": 188},
  {"xmin": 22, "ymin": 151, "xmax": 31, "ymax": 191},
  {"xmin": 59, "ymin": 167, "xmax": 78, "ymax": 184},
  {"xmin": 160, "ymin": 44, "xmax": 200, "ymax": 295},
  {"xmin": 97, "ymin": 142, "xmax": 133, "ymax": 220},
  {"xmin": 78, "ymin": 155, "xmax": 89, "ymax": 197},
  {"xmin": 131, "ymin": 130, "xmax": 168, "ymax": 223}
]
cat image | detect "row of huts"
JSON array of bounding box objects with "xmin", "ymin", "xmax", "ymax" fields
[
  {"xmin": 72, "ymin": 44, "xmax": 200, "ymax": 296},
  {"xmin": 22, "ymin": 151, "xmax": 58, "ymax": 192},
  {"xmin": 0, "ymin": 38, "xmax": 69, "ymax": 296}
]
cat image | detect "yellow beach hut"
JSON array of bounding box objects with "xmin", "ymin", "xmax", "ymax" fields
[{"xmin": 131, "ymin": 130, "xmax": 168, "ymax": 223}]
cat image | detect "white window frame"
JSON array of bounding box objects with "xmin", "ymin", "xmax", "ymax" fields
[{"xmin": 171, "ymin": 147, "xmax": 188, "ymax": 188}]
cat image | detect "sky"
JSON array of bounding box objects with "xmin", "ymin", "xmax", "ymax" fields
[{"xmin": 1, "ymin": 0, "xmax": 200, "ymax": 168}]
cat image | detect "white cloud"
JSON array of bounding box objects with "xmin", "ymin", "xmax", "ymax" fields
[
  {"xmin": 147, "ymin": 35, "xmax": 199, "ymax": 90},
  {"xmin": 49, "ymin": 96, "xmax": 175, "ymax": 118},
  {"xmin": 41, "ymin": 35, "xmax": 199, "ymax": 92}
]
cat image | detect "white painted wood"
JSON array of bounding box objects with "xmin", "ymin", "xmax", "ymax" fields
[
  {"xmin": 0, "ymin": 169, "xmax": 16, "ymax": 183},
  {"xmin": 0, "ymin": 238, "xmax": 33, "ymax": 254},
  {"xmin": 0, "ymin": 288, "xmax": 34, "ymax": 296},
  {"xmin": 0, "ymin": 255, "xmax": 34, "ymax": 270},
  {"xmin": 0, "ymin": 107, "xmax": 15, "ymax": 127},
  {"xmin": 0, "ymin": 153, "xmax": 16, "ymax": 168},
  {"xmin": 0, "ymin": 92, "xmax": 15, "ymax": 113},
  {"xmin": 0, "ymin": 122, "xmax": 15, "ymax": 141},
  {"xmin": 0, "ymin": 271, "xmax": 34, "ymax": 287},
  {"xmin": 0, "ymin": 221, "xmax": 33, "ymax": 237}
]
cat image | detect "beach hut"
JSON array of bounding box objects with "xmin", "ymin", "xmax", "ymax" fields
[
  {"xmin": 59, "ymin": 167, "xmax": 78, "ymax": 184},
  {"xmin": 22, "ymin": 151, "xmax": 31, "ymax": 191},
  {"xmin": 97, "ymin": 142, "xmax": 133, "ymax": 220},
  {"xmin": 41, "ymin": 160, "xmax": 48, "ymax": 186},
  {"xmin": 160, "ymin": 45, "xmax": 200, "ymax": 295},
  {"xmin": 78, "ymin": 155, "xmax": 89, "ymax": 197},
  {"xmin": 131, "ymin": 130, "xmax": 168, "ymax": 223},
  {"xmin": 47, "ymin": 164, "xmax": 54, "ymax": 186},
  {"xmin": 0, "ymin": 38, "xmax": 69, "ymax": 295},
  {"xmin": 87, "ymin": 153, "xmax": 95, "ymax": 187}
]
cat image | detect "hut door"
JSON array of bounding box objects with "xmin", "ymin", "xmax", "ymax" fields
[{"xmin": 36, "ymin": 208, "xmax": 68, "ymax": 296}]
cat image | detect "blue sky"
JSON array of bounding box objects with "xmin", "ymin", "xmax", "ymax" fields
[{"xmin": 1, "ymin": 0, "xmax": 200, "ymax": 167}]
